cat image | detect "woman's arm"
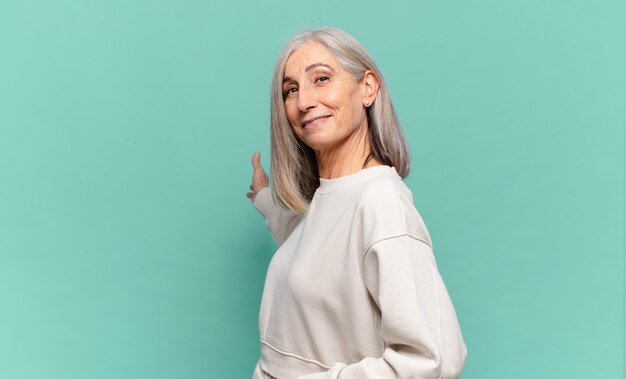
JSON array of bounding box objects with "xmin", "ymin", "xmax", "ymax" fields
[
  {"xmin": 298, "ymin": 235, "xmax": 467, "ymax": 379},
  {"xmin": 248, "ymin": 152, "xmax": 303, "ymax": 246},
  {"xmin": 253, "ymin": 187, "xmax": 303, "ymax": 246}
]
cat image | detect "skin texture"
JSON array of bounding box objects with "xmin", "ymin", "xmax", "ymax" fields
[{"xmin": 247, "ymin": 42, "xmax": 380, "ymax": 202}]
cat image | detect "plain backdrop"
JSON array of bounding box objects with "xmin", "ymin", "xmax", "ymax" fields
[{"xmin": 0, "ymin": 1, "xmax": 624, "ymax": 378}]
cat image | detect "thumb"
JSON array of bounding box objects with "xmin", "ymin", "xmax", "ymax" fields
[{"xmin": 251, "ymin": 152, "xmax": 261, "ymax": 169}]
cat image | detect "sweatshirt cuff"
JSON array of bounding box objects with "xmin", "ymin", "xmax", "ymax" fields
[{"xmin": 253, "ymin": 187, "xmax": 273, "ymax": 218}]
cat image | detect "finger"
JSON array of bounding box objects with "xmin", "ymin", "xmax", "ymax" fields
[
  {"xmin": 251, "ymin": 152, "xmax": 261, "ymax": 169},
  {"xmin": 253, "ymin": 169, "xmax": 265, "ymax": 180},
  {"xmin": 253, "ymin": 173, "xmax": 268, "ymax": 189}
]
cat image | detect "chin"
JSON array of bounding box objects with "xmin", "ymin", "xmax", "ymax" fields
[{"xmin": 299, "ymin": 135, "xmax": 334, "ymax": 151}]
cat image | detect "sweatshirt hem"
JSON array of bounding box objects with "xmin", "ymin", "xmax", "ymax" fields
[{"xmin": 261, "ymin": 339, "xmax": 333, "ymax": 369}]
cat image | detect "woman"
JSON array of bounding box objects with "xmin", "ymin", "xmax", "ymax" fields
[{"xmin": 246, "ymin": 27, "xmax": 467, "ymax": 379}]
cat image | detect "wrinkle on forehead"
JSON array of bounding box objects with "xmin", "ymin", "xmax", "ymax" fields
[{"xmin": 283, "ymin": 42, "xmax": 340, "ymax": 80}]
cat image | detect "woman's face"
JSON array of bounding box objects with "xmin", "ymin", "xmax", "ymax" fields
[{"xmin": 282, "ymin": 42, "xmax": 369, "ymax": 153}]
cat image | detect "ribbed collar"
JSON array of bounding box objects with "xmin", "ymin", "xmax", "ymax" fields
[{"xmin": 316, "ymin": 165, "xmax": 399, "ymax": 195}]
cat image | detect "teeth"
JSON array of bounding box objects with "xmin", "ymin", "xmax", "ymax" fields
[{"xmin": 303, "ymin": 116, "xmax": 328, "ymax": 128}]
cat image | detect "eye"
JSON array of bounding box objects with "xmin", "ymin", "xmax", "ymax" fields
[
  {"xmin": 283, "ymin": 86, "xmax": 298, "ymax": 98},
  {"xmin": 315, "ymin": 75, "xmax": 330, "ymax": 83}
]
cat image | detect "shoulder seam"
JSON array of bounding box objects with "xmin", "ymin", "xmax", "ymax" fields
[{"xmin": 363, "ymin": 233, "xmax": 432, "ymax": 261}]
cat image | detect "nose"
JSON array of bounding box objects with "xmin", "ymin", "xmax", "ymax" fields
[{"xmin": 297, "ymin": 83, "xmax": 317, "ymax": 112}]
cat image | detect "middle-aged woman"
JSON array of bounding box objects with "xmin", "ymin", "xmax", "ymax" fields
[{"xmin": 246, "ymin": 27, "xmax": 467, "ymax": 379}]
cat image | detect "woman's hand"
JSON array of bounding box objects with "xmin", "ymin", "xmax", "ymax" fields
[{"xmin": 246, "ymin": 152, "xmax": 269, "ymax": 202}]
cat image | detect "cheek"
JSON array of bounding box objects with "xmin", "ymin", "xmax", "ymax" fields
[
  {"xmin": 348, "ymin": 90, "xmax": 365, "ymax": 119},
  {"xmin": 320, "ymin": 87, "xmax": 343, "ymax": 107},
  {"xmin": 324, "ymin": 85, "xmax": 358, "ymax": 118},
  {"xmin": 284, "ymin": 102, "xmax": 298, "ymax": 127},
  {"xmin": 284, "ymin": 104, "xmax": 302, "ymax": 137}
]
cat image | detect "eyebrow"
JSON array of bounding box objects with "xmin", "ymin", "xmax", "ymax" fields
[{"xmin": 283, "ymin": 63, "xmax": 336, "ymax": 84}]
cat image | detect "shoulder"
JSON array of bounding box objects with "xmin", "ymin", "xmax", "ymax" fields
[
  {"xmin": 356, "ymin": 169, "xmax": 412, "ymax": 206},
  {"xmin": 354, "ymin": 168, "xmax": 432, "ymax": 249}
]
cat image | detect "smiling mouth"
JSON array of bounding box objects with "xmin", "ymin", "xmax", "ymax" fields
[{"xmin": 301, "ymin": 115, "xmax": 331, "ymax": 129}]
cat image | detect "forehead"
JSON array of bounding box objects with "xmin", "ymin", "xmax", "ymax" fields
[{"xmin": 284, "ymin": 42, "xmax": 339, "ymax": 76}]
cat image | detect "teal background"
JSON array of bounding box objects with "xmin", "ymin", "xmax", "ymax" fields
[{"xmin": 1, "ymin": 1, "xmax": 624, "ymax": 378}]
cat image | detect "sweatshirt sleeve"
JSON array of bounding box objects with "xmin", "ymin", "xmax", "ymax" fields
[
  {"xmin": 298, "ymin": 235, "xmax": 467, "ymax": 379},
  {"xmin": 253, "ymin": 187, "xmax": 303, "ymax": 246}
]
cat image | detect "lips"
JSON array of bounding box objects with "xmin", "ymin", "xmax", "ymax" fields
[{"xmin": 301, "ymin": 115, "xmax": 331, "ymax": 129}]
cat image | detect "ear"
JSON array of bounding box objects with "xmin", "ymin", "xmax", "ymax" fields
[{"xmin": 362, "ymin": 70, "xmax": 380, "ymax": 107}]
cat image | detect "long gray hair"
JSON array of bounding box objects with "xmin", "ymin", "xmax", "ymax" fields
[{"xmin": 270, "ymin": 27, "xmax": 410, "ymax": 213}]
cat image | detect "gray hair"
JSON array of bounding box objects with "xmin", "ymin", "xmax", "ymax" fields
[{"xmin": 270, "ymin": 26, "xmax": 410, "ymax": 213}]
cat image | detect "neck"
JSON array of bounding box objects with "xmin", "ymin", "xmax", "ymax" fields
[{"xmin": 315, "ymin": 125, "xmax": 382, "ymax": 179}]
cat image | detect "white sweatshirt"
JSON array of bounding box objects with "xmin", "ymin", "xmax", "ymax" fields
[{"xmin": 252, "ymin": 166, "xmax": 467, "ymax": 379}]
